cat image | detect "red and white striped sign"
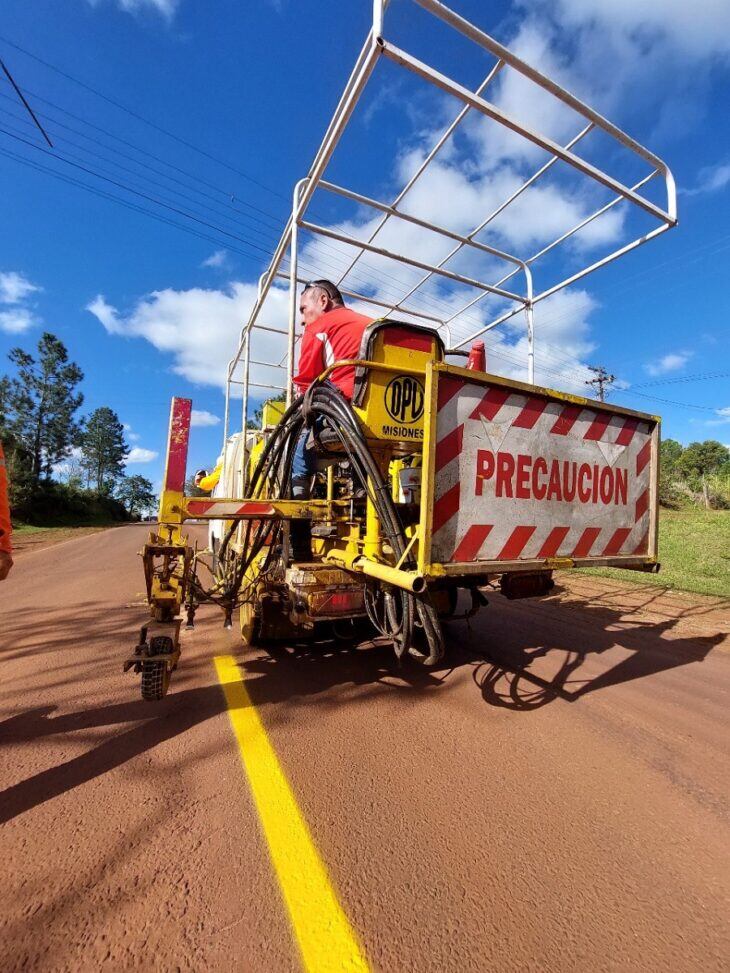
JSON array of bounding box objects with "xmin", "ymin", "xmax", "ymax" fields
[
  {"xmin": 186, "ymin": 500, "xmax": 276, "ymax": 518},
  {"xmin": 431, "ymin": 375, "xmax": 656, "ymax": 564}
]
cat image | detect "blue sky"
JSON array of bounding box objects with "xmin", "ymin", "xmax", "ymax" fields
[{"xmin": 1, "ymin": 0, "xmax": 729, "ymax": 493}]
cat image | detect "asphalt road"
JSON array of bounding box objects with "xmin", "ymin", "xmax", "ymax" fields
[{"xmin": 1, "ymin": 523, "xmax": 728, "ymax": 972}]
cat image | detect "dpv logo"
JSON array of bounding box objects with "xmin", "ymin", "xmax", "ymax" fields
[{"xmin": 385, "ymin": 375, "xmax": 424, "ymax": 423}]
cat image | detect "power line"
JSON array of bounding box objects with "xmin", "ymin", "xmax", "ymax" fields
[
  {"xmin": 0, "ymin": 118, "xmax": 428, "ymax": 318},
  {"xmin": 0, "ymin": 108, "xmax": 287, "ymax": 249},
  {"xmin": 0, "ymin": 77, "xmax": 519, "ymax": 323},
  {"xmin": 0, "ymin": 55, "xmax": 52, "ymax": 147},
  {"xmin": 1, "ymin": 38, "xmax": 726, "ymax": 373},
  {"xmin": 0, "ymin": 83, "xmax": 287, "ymax": 226},
  {"xmin": 0, "ymin": 33, "xmax": 288, "ymax": 202},
  {"xmin": 3, "ymin": 131, "xmax": 719, "ymax": 415},
  {"xmin": 0, "ymin": 124, "xmax": 285, "ymax": 258},
  {"xmin": 611, "ymin": 388, "xmax": 721, "ymax": 412},
  {"xmin": 631, "ymin": 371, "xmax": 730, "ymax": 389},
  {"xmin": 0, "ymin": 54, "xmax": 695, "ymax": 370},
  {"xmin": 0, "ymin": 143, "xmax": 274, "ymax": 265}
]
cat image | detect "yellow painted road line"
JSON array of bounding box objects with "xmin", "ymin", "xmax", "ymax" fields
[{"xmin": 214, "ymin": 655, "xmax": 370, "ymax": 973}]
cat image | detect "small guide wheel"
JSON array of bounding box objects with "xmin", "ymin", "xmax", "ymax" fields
[{"xmin": 141, "ymin": 636, "xmax": 173, "ymax": 701}]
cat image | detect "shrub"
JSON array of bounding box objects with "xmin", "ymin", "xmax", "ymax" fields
[{"xmin": 10, "ymin": 478, "xmax": 129, "ymax": 526}]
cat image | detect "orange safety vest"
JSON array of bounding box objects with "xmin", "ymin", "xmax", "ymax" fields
[{"xmin": 0, "ymin": 442, "xmax": 11, "ymax": 555}]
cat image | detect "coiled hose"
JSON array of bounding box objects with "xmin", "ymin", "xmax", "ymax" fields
[{"xmin": 215, "ymin": 381, "xmax": 444, "ymax": 665}]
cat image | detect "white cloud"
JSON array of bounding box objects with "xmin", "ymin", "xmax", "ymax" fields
[
  {"xmin": 0, "ymin": 271, "xmax": 41, "ymax": 332},
  {"xmin": 0, "ymin": 308, "xmax": 37, "ymax": 334},
  {"xmin": 707, "ymin": 406, "xmax": 730, "ymax": 426},
  {"xmin": 126, "ymin": 446, "xmax": 159, "ymax": 463},
  {"xmin": 122, "ymin": 422, "xmax": 141, "ymax": 442},
  {"xmin": 191, "ymin": 409, "xmax": 221, "ymax": 427},
  {"xmin": 645, "ymin": 351, "xmax": 692, "ymax": 376},
  {"xmin": 201, "ymin": 250, "xmax": 228, "ymax": 269},
  {"xmin": 0, "ymin": 271, "xmax": 40, "ymax": 305},
  {"xmin": 536, "ymin": 0, "xmax": 730, "ymax": 60},
  {"xmin": 464, "ymin": 19, "xmax": 591, "ymax": 170},
  {"xmin": 85, "ymin": 0, "xmax": 178, "ymax": 18},
  {"xmin": 685, "ymin": 163, "xmax": 730, "ymax": 196},
  {"xmin": 87, "ymin": 283, "xmax": 291, "ymax": 390},
  {"xmin": 479, "ymin": 288, "xmax": 600, "ymax": 394},
  {"xmin": 89, "ymin": 0, "xmax": 723, "ymax": 404}
]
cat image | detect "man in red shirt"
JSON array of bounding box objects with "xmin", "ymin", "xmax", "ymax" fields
[
  {"xmin": 291, "ymin": 280, "xmax": 372, "ymax": 499},
  {"xmin": 293, "ymin": 279, "xmax": 372, "ymax": 398}
]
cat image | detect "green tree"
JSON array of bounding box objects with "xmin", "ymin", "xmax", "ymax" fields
[
  {"xmin": 659, "ymin": 438, "xmax": 684, "ymax": 473},
  {"xmin": 80, "ymin": 406, "xmax": 128, "ymax": 494},
  {"xmin": 677, "ymin": 441, "xmax": 729, "ymax": 480},
  {"xmin": 0, "ymin": 375, "xmax": 9, "ymax": 429},
  {"xmin": 117, "ymin": 474, "xmax": 156, "ymax": 518},
  {"xmin": 2, "ymin": 332, "xmax": 84, "ymax": 484}
]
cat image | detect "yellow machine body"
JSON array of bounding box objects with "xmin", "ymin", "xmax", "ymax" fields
[{"xmin": 132, "ymin": 320, "xmax": 660, "ymax": 699}]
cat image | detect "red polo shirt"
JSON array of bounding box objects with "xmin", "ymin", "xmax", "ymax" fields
[{"xmin": 294, "ymin": 306, "xmax": 373, "ymax": 399}]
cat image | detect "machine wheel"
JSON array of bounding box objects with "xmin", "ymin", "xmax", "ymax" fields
[{"xmin": 141, "ymin": 636, "xmax": 173, "ymax": 701}]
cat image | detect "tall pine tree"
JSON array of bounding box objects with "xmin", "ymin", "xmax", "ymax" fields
[
  {"xmin": 80, "ymin": 407, "xmax": 128, "ymax": 494},
  {"xmin": 3, "ymin": 333, "xmax": 84, "ymax": 484}
]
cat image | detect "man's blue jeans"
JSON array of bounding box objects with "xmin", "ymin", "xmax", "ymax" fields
[{"xmin": 291, "ymin": 419, "xmax": 325, "ymax": 498}]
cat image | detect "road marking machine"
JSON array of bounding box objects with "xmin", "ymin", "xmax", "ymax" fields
[{"xmin": 126, "ymin": 0, "xmax": 675, "ymax": 699}]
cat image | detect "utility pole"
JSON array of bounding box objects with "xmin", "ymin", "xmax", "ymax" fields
[{"xmin": 585, "ymin": 365, "xmax": 615, "ymax": 402}]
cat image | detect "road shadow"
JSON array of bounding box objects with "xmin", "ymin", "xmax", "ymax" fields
[
  {"xmin": 465, "ymin": 582, "xmax": 728, "ymax": 712},
  {"xmin": 1, "ymin": 581, "xmax": 726, "ymax": 823},
  {"xmin": 0, "ymin": 617, "xmax": 447, "ymax": 826}
]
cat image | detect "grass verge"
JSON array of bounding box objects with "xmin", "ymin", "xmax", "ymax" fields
[
  {"xmin": 582, "ymin": 509, "xmax": 730, "ymax": 599},
  {"xmin": 11, "ymin": 522, "xmax": 122, "ymax": 554}
]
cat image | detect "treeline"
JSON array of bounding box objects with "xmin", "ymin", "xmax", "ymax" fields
[
  {"xmin": 0, "ymin": 332, "xmax": 156, "ymax": 526},
  {"xmin": 660, "ymin": 438, "xmax": 730, "ymax": 510}
]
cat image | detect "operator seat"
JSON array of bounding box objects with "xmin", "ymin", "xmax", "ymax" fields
[
  {"xmin": 351, "ymin": 319, "xmax": 445, "ymax": 409},
  {"xmin": 313, "ymin": 319, "xmax": 445, "ymax": 459}
]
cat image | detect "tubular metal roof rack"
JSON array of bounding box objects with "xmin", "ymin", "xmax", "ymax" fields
[{"xmin": 223, "ymin": 0, "xmax": 676, "ymax": 447}]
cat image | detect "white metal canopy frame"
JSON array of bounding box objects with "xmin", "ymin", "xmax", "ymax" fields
[{"xmin": 222, "ymin": 0, "xmax": 677, "ymax": 448}]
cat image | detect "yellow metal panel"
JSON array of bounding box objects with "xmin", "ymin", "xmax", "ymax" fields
[
  {"xmin": 262, "ymin": 398, "xmax": 286, "ymax": 428},
  {"xmin": 417, "ymin": 361, "xmax": 438, "ymax": 573},
  {"xmin": 350, "ymin": 330, "xmax": 442, "ymax": 445}
]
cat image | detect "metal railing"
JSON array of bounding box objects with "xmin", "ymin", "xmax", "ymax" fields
[{"xmin": 222, "ymin": 0, "xmax": 677, "ymax": 448}]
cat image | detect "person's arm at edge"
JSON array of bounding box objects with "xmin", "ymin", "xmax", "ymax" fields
[{"xmin": 197, "ymin": 464, "xmax": 222, "ymax": 492}]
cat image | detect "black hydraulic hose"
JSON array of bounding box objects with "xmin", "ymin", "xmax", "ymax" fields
[
  {"xmin": 209, "ymin": 380, "xmax": 443, "ymax": 663},
  {"xmin": 300, "ymin": 381, "xmax": 443, "ymax": 664}
]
